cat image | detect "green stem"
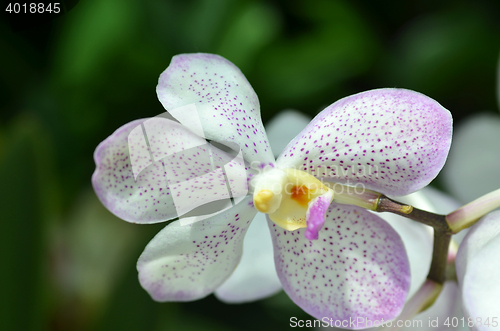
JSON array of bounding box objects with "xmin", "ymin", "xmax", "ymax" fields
[
  {"xmin": 427, "ymin": 231, "xmax": 451, "ymax": 284},
  {"xmin": 376, "ymin": 196, "xmax": 451, "ymax": 233},
  {"xmin": 446, "ymin": 188, "xmax": 500, "ymax": 233}
]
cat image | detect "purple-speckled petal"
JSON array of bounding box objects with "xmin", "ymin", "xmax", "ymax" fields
[
  {"xmin": 137, "ymin": 196, "xmax": 257, "ymax": 302},
  {"xmin": 157, "ymin": 53, "xmax": 275, "ymax": 165},
  {"xmin": 305, "ymin": 191, "xmax": 333, "ymax": 240},
  {"xmin": 456, "ymin": 211, "xmax": 500, "ymax": 330},
  {"xmin": 92, "ymin": 118, "xmax": 250, "ymax": 224},
  {"xmin": 268, "ymin": 203, "xmax": 410, "ymax": 327},
  {"xmin": 277, "ymin": 89, "xmax": 452, "ymax": 196},
  {"xmin": 214, "ymin": 213, "xmax": 282, "ymax": 303}
]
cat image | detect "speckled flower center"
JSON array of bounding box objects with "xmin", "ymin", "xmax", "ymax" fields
[{"xmin": 252, "ymin": 168, "xmax": 333, "ymax": 231}]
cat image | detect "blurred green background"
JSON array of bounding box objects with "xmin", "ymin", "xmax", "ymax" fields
[{"xmin": 1, "ymin": 0, "xmax": 499, "ymax": 330}]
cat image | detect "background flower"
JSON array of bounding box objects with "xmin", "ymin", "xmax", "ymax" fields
[
  {"xmin": 438, "ymin": 53, "xmax": 500, "ymax": 331},
  {"xmin": 455, "ymin": 211, "xmax": 500, "ymax": 331},
  {"xmin": 442, "ymin": 52, "xmax": 500, "ymax": 205}
]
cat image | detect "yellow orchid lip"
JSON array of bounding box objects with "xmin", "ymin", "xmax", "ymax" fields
[
  {"xmin": 290, "ymin": 185, "xmax": 311, "ymax": 207},
  {"xmin": 252, "ymin": 168, "xmax": 333, "ymax": 231}
]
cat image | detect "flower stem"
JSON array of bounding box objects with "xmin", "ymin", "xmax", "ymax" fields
[
  {"xmin": 376, "ymin": 196, "xmax": 451, "ymax": 233},
  {"xmin": 446, "ymin": 188, "xmax": 500, "ymax": 233},
  {"xmin": 326, "ymin": 182, "xmax": 382, "ymax": 211},
  {"xmin": 427, "ymin": 230, "xmax": 451, "ymax": 284}
]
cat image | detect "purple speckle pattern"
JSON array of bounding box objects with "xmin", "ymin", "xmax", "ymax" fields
[
  {"xmin": 304, "ymin": 193, "xmax": 332, "ymax": 240},
  {"xmin": 156, "ymin": 53, "xmax": 275, "ymax": 165},
  {"xmin": 128, "ymin": 124, "xmax": 153, "ymax": 180},
  {"xmin": 277, "ymin": 89, "xmax": 452, "ymax": 196},
  {"xmin": 137, "ymin": 196, "xmax": 257, "ymax": 302},
  {"xmin": 92, "ymin": 118, "xmax": 251, "ymax": 224},
  {"xmin": 267, "ymin": 203, "xmax": 410, "ymax": 326},
  {"xmin": 143, "ymin": 116, "xmax": 206, "ymax": 162}
]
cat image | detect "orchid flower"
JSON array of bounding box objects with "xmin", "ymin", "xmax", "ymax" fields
[{"xmin": 92, "ymin": 53, "xmax": 452, "ymax": 327}]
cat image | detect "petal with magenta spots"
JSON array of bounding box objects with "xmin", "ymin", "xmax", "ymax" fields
[
  {"xmin": 277, "ymin": 89, "xmax": 452, "ymax": 196},
  {"xmin": 92, "ymin": 118, "xmax": 251, "ymax": 224},
  {"xmin": 157, "ymin": 53, "xmax": 275, "ymax": 165},
  {"xmin": 137, "ymin": 196, "xmax": 257, "ymax": 301},
  {"xmin": 268, "ymin": 203, "xmax": 410, "ymax": 327}
]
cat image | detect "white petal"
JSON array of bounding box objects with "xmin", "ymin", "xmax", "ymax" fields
[
  {"xmin": 214, "ymin": 212, "xmax": 281, "ymax": 303},
  {"xmin": 92, "ymin": 118, "xmax": 251, "ymax": 224},
  {"xmin": 137, "ymin": 196, "xmax": 257, "ymax": 301},
  {"xmin": 460, "ymin": 240, "xmax": 500, "ymax": 331},
  {"xmin": 456, "ymin": 210, "xmax": 500, "ymax": 330},
  {"xmin": 92, "ymin": 119, "xmax": 176, "ymax": 223},
  {"xmin": 269, "ymin": 203, "xmax": 410, "ymax": 326},
  {"xmin": 277, "ymin": 89, "xmax": 452, "ymax": 196},
  {"xmin": 156, "ymin": 53, "xmax": 275, "ymax": 164}
]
